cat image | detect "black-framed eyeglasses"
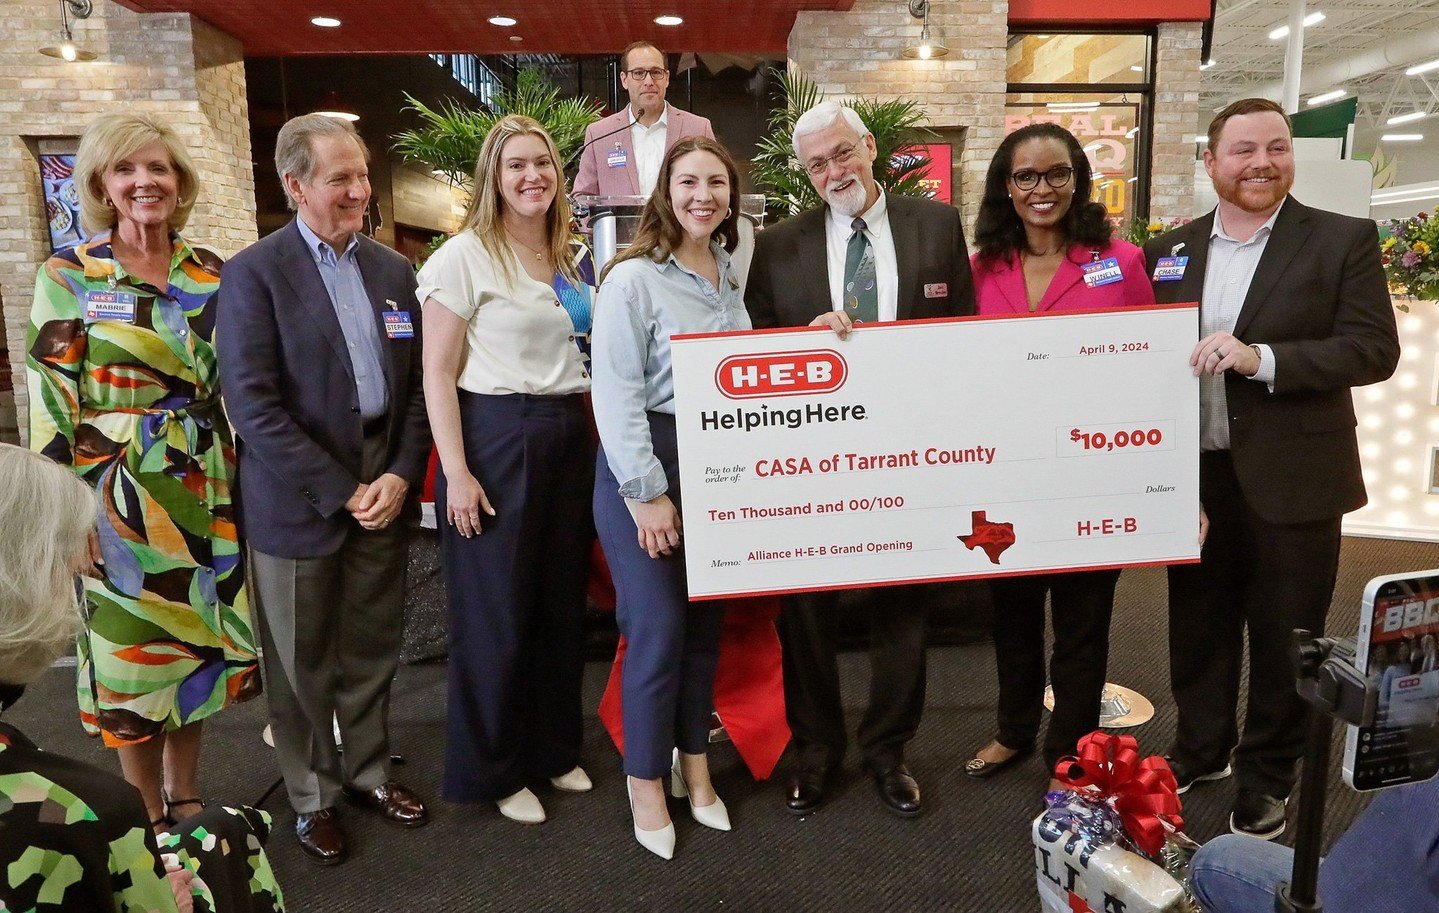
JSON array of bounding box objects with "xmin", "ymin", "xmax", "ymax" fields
[
  {"xmin": 624, "ymin": 67, "xmax": 669, "ymax": 83},
  {"xmin": 1009, "ymin": 166, "xmax": 1075, "ymax": 191},
  {"xmin": 803, "ymin": 143, "xmax": 860, "ymax": 177}
]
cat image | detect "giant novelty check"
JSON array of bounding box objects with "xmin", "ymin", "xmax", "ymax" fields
[{"xmin": 670, "ymin": 305, "xmax": 1201, "ymax": 600}]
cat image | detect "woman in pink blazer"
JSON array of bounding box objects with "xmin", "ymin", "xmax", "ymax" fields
[{"xmin": 965, "ymin": 124, "xmax": 1155, "ymax": 789}]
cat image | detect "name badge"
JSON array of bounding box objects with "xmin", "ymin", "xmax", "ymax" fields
[
  {"xmin": 1081, "ymin": 257, "xmax": 1123, "ymax": 289},
  {"xmin": 382, "ymin": 310, "xmax": 414, "ymax": 339},
  {"xmin": 607, "ymin": 149, "xmax": 628, "ymax": 168},
  {"xmin": 923, "ymin": 282, "xmax": 948, "ymax": 299},
  {"xmin": 83, "ymin": 289, "xmax": 137, "ymax": 322},
  {"xmin": 1151, "ymin": 256, "xmax": 1188, "ymax": 282}
]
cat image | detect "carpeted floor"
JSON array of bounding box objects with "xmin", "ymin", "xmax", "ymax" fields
[{"xmin": 9, "ymin": 535, "xmax": 1437, "ymax": 912}]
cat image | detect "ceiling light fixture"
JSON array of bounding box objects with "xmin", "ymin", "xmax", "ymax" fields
[
  {"xmin": 901, "ymin": 0, "xmax": 948, "ymax": 60},
  {"xmin": 314, "ymin": 90, "xmax": 359, "ymax": 122},
  {"xmin": 1388, "ymin": 111, "xmax": 1428, "ymax": 125},
  {"xmin": 1130, "ymin": 65, "xmax": 1143, "ymax": 72},
  {"xmin": 654, "ymin": 15, "xmax": 683, "ymax": 26},
  {"xmin": 1406, "ymin": 59, "xmax": 1439, "ymax": 77},
  {"xmin": 310, "ymin": 16, "xmax": 341, "ymax": 27},
  {"xmin": 508, "ymin": 35, "xmax": 523, "ymax": 42},
  {"xmin": 1047, "ymin": 102, "xmax": 1101, "ymax": 111},
  {"xmin": 1268, "ymin": 11, "xmax": 1325, "ymax": 41},
  {"xmin": 1306, "ymin": 89, "xmax": 1346, "ymax": 105},
  {"xmin": 488, "ymin": 15, "xmax": 517, "ymax": 26},
  {"xmin": 1380, "ymin": 134, "xmax": 1424, "ymax": 142},
  {"xmin": 38, "ymin": 0, "xmax": 96, "ymax": 62}
]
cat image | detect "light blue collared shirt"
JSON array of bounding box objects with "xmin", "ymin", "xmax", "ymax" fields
[
  {"xmin": 592, "ymin": 244, "xmax": 750, "ymax": 500},
  {"xmin": 297, "ymin": 217, "xmax": 388, "ymax": 420}
]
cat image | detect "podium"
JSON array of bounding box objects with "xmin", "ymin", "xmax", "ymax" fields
[{"xmin": 577, "ymin": 193, "xmax": 767, "ymax": 280}]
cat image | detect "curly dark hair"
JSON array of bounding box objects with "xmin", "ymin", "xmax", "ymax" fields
[{"xmin": 974, "ymin": 123, "xmax": 1112, "ymax": 263}]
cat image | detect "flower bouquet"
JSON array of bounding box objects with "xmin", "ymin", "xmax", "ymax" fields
[
  {"xmin": 1119, "ymin": 217, "xmax": 1190, "ymax": 247},
  {"xmin": 1380, "ymin": 213, "xmax": 1439, "ymax": 307},
  {"xmin": 1033, "ymin": 732, "xmax": 1199, "ymax": 913}
]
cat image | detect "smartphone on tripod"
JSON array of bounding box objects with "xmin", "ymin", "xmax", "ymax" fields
[{"xmin": 1343, "ymin": 569, "xmax": 1439, "ymax": 791}]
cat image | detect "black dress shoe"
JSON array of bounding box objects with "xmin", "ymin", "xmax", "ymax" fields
[
  {"xmin": 1230, "ymin": 788, "xmax": 1289, "ymax": 840},
  {"xmin": 1164, "ymin": 755, "xmax": 1232, "ymax": 795},
  {"xmin": 785, "ymin": 763, "xmax": 833, "ymax": 816},
  {"xmin": 296, "ymin": 808, "xmax": 347, "ymax": 865},
  {"xmin": 874, "ymin": 764, "xmax": 921, "ymax": 818}
]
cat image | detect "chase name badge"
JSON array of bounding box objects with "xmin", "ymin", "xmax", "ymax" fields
[
  {"xmin": 382, "ymin": 310, "xmax": 414, "ymax": 339},
  {"xmin": 1152, "ymin": 256, "xmax": 1188, "ymax": 282},
  {"xmin": 1081, "ymin": 257, "xmax": 1123, "ymax": 289},
  {"xmin": 82, "ymin": 289, "xmax": 137, "ymax": 322},
  {"xmin": 607, "ymin": 149, "xmax": 628, "ymax": 168}
]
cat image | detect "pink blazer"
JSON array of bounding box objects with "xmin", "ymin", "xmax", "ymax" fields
[
  {"xmin": 970, "ymin": 239, "xmax": 1154, "ymax": 316},
  {"xmin": 572, "ymin": 105, "xmax": 715, "ymax": 197}
]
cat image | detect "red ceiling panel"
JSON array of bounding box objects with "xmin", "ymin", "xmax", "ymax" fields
[{"xmin": 112, "ymin": 1, "xmax": 856, "ymax": 56}]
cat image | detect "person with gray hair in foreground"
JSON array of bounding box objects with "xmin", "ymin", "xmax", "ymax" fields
[
  {"xmin": 0, "ymin": 443, "xmax": 285, "ymax": 912},
  {"xmin": 745, "ymin": 99, "xmax": 975, "ymax": 819},
  {"xmin": 217, "ymin": 113, "xmax": 432, "ymax": 865}
]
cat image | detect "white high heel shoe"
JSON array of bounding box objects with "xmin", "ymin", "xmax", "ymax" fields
[
  {"xmin": 626, "ymin": 777, "xmax": 675, "ymax": 860},
  {"xmin": 670, "ymin": 749, "xmax": 731, "ymax": 831}
]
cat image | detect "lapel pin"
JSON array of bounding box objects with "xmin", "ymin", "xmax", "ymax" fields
[{"xmin": 1171, "ymin": 242, "xmax": 1186, "ymax": 256}]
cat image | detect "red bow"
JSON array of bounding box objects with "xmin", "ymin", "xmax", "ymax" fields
[{"xmin": 1053, "ymin": 731, "xmax": 1184, "ymax": 857}]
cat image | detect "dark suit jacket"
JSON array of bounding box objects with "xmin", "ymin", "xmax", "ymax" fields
[
  {"xmin": 745, "ymin": 194, "xmax": 975, "ymax": 328},
  {"xmin": 1143, "ymin": 196, "xmax": 1399, "ymax": 525},
  {"xmin": 217, "ymin": 220, "xmax": 430, "ymax": 559}
]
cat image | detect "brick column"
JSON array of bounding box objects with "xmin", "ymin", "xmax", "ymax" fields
[
  {"xmin": 787, "ymin": 0, "xmax": 1010, "ymax": 235},
  {"xmin": 0, "ymin": 3, "xmax": 257, "ymax": 443},
  {"xmin": 1151, "ymin": 22, "xmax": 1204, "ymax": 221}
]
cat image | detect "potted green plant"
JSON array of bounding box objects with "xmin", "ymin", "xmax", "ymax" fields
[
  {"xmin": 750, "ymin": 70, "xmax": 936, "ymax": 221},
  {"xmin": 393, "ymin": 67, "xmax": 603, "ymax": 189}
]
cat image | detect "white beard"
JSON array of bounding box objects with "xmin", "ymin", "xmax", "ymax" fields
[{"xmin": 824, "ymin": 179, "xmax": 869, "ymax": 217}]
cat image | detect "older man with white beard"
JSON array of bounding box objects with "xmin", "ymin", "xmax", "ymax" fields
[{"xmin": 745, "ymin": 100, "xmax": 974, "ymax": 819}]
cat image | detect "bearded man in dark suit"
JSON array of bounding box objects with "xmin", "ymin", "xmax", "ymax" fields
[
  {"xmin": 1144, "ymin": 97, "xmax": 1398, "ymax": 840},
  {"xmin": 745, "ymin": 100, "xmax": 974, "ymax": 819}
]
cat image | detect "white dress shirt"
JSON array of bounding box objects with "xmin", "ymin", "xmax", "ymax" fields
[
  {"xmin": 825, "ymin": 190, "xmax": 899, "ymax": 322},
  {"xmin": 629, "ymin": 103, "xmax": 669, "ymax": 198},
  {"xmin": 415, "ymin": 230, "xmax": 591, "ymax": 396},
  {"xmin": 1199, "ymin": 204, "xmax": 1281, "ymax": 451}
]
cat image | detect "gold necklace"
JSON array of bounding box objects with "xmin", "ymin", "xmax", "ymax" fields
[{"xmin": 507, "ymin": 232, "xmax": 547, "ymax": 262}]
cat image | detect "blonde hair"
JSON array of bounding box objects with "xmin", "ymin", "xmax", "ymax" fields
[
  {"xmin": 75, "ymin": 113, "xmax": 201, "ymax": 235},
  {"xmin": 0, "ymin": 445, "xmax": 93, "ymax": 685},
  {"xmin": 458, "ymin": 115, "xmax": 577, "ymax": 288}
]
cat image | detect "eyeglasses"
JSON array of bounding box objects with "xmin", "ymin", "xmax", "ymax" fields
[
  {"xmin": 624, "ymin": 67, "xmax": 669, "ymax": 83},
  {"xmin": 1009, "ymin": 165, "xmax": 1075, "ymax": 191},
  {"xmin": 803, "ymin": 143, "xmax": 861, "ymax": 177}
]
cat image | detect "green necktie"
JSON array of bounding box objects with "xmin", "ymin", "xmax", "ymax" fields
[{"xmin": 843, "ymin": 217, "xmax": 879, "ymax": 323}]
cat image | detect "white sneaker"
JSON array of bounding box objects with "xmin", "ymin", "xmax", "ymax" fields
[
  {"xmin": 496, "ymin": 787, "xmax": 546, "ymax": 824},
  {"xmin": 670, "ymin": 749, "xmax": 731, "ymax": 831},
  {"xmin": 550, "ymin": 766, "xmax": 593, "ymax": 792},
  {"xmin": 627, "ymin": 777, "xmax": 675, "ymax": 860}
]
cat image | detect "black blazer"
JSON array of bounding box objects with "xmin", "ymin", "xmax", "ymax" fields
[
  {"xmin": 217, "ymin": 220, "xmax": 431, "ymax": 558},
  {"xmin": 1143, "ymin": 197, "xmax": 1399, "ymax": 524},
  {"xmin": 745, "ymin": 194, "xmax": 975, "ymax": 328}
]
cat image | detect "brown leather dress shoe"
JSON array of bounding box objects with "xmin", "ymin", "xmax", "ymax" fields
[
  {"xmin": 296, "ymin": 808, "xmax": 347, "ymax": 865},
  {"xmin": 344, "ymin": 780, "xmax": 429, "ymax": 828}
]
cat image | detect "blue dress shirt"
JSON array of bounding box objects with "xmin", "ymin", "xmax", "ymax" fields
[{"xmin": 296, "ymin": 217, "xmax": 388, "ymax": 420}]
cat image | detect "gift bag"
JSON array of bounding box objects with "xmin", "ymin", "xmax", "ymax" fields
[{"xmin": 1032, "ymin": 732, "xmax": 1200, "ymax": 913}]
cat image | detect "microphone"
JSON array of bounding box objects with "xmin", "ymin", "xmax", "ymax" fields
[{"xmin": 563, "ymin": 102, "xmax": 645, "ymax": 176}]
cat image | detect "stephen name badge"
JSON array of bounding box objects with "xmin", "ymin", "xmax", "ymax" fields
[
  {"xmin": 83, "ymin": 289, "xmax": 137, "ymax": 322},
  {"xmin": 1152, "ymin": 256, "xmax": 1188, "ymax": 282},
  {"xmin": 382, "ymin": 310, "xmax": 414, "ymax": 339},
  {"xmin": 1081, "ymin": 257, "xmax": 1123, "ymax": 289},
  {"xmin": 923, "ymin": 283, "xmax": 948, "ymax": 299},
  {"xmin": 607, "ymin": 148, "xmax": 628, "ymax": 168}
]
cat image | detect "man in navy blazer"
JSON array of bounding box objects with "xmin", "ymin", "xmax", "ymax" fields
[{"xmin": 218, "ymin": 114, "xmax": 431, "ymax": 865}]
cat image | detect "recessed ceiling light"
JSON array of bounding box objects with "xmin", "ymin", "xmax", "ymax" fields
[
  {"xmin": 508, "ymin": 35, "xmax": 523, "ymax": 42},
  {"xmin": 1407, "ymin": 59, "xmax": 1439, "ymax": 77},
  {"xmin": 1381, "ymin": 133, "xmax": 1424, "ymax": 142},
  {"xmin": 488, "ymin": 15, "xmax": 516, "ymax": 26},
  {"xmin": 1307, "ymin": 89, "xmax": 1346, "ymax": 105},
  {"xmin": 654, "ymin": 14, "xmax": 683, "ymax": 26},
  {"xmin": 310, "ymin": 16, "xmax": 341, "ymax": 27},
  {"xmin": 1388, "ymin": 111, "xmax": 1428, "ymax": 125},
  {"xmin": 1269, "ymin": 11, "xmax": 1325, "ymax": 41}
]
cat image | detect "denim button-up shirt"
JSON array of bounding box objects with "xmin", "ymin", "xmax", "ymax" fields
[{"xmin": 592, "ymin": 243, "xmax": 750, "ymax": 500}]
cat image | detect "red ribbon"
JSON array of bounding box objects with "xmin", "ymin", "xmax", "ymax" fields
[{"xmin": 1053, "ymin": 731, "xmax": 1184, "ymax": 857}]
